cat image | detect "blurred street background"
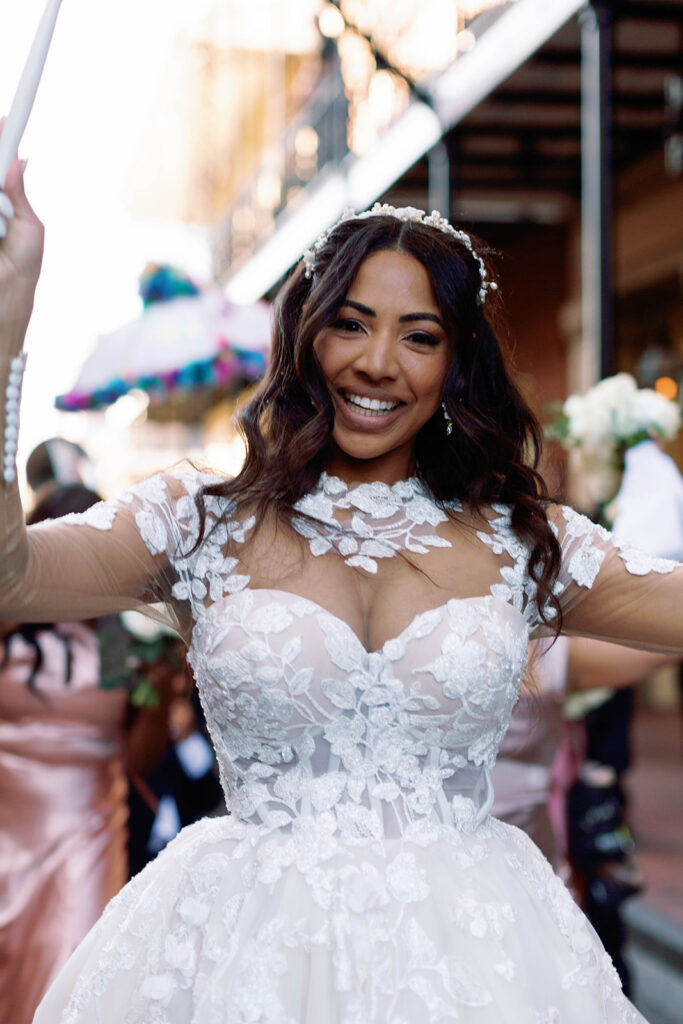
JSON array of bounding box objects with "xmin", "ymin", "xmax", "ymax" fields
[{"xmin": 1, "ymin": 2, "xmax": 681, "ymax": 1019}]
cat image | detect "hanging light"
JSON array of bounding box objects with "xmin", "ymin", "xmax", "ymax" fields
[
  {"xmin": 294, "ymin": 126, "xmax": 319, "ymax": 158},
  {"xmin": 655, "ymin": 376, "xmax": 678, "ymax": 401},
  {"xmin": 455, "ymin": 29, "xmax": 476, "ymax": 53},
  {"xmin": 256, "ymin": 169, "xmax": 282, "ymax": 210},
  {"xmin": 318, "ymin": 4, "xmax": 345, "ymax": 40}
]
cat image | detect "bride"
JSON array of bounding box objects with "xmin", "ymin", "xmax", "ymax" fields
[{"xmin": 1, "ymin": 158, "xmax": 681, "ymax": 1023}]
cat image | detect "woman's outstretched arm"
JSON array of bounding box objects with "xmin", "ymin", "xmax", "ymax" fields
[
  {"xmin": 546, "ymin": 504, "xmax": 683, "ymax": 655},
  {"xmin": 0, "ymin": 161, "xmax": 189, "ymax": 632}
]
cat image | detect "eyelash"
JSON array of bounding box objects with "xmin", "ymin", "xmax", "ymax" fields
[
  {"xmin": 406, "ymin": 331, "xmax": 441, "ymax": 347},
  {"xmin": 330, "ymin": 319, "xmax": 442, "ymax": 348},
  {"xmin": 331, "ymin": 318, "xmax": 364, "ymax": 333}
]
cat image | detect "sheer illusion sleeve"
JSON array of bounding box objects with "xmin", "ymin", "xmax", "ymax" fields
[
  {"xmin": 0, "ymin": 468, "xmax": 225, "ymax": 643},
  {"xmin": 534, "ymin": 505, "xmax": 683, "ymax": 654}
]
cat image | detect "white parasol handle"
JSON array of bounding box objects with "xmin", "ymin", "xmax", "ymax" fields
[{"xmin": 0, "ymin": 0, "xmax": 65, "ymax": 188}]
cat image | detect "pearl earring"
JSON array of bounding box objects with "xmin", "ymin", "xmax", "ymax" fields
[{"xmin": 441, "ymin": 402, "xmax": 453, "ymax": 436}]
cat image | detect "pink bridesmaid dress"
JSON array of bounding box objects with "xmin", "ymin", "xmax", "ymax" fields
[{"xmin": 0, "ymin": 622, "xmax": 129, "ymax": 1024}]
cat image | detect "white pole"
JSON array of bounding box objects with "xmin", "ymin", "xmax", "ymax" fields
[{"xmin": 0, "ymin": 0, "xmax": 65, "ymax": 187}]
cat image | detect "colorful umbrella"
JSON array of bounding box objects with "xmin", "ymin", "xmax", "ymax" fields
[{"xmin": 56, "ymin": 269, "xmax": 272, "ymax": 412}]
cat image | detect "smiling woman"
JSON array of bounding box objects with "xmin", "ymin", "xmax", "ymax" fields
[
  {"xmin": 313, "ymin": 250, "xmax": 453, "ymax": 479},
  {"xmin": 0, "ymin": 182, "xmax": 681, "ymax": 1022}
]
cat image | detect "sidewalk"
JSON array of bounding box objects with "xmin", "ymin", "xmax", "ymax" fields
[
  {"xmin": 628, "ymin": 708, "xmax": 683, "ymax": 928},
  {"xmin": 624, "ymin": 708, "xmax": 683, "ymax": 1024}
]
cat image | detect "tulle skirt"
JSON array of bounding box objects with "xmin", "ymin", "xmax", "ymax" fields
[{"xmin": 34, "ymin": 813, "xmax": 647, "ymax": 1024}]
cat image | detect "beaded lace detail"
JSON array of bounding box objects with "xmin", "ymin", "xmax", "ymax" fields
[{"xmin": 292, "ymin": 472, "xmax": 455, "ymax": 573}]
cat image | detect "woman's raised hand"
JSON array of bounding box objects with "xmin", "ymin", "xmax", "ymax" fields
[{"xmin": 0, "ymin": 143, "xmax": 44, "ymax": 350}]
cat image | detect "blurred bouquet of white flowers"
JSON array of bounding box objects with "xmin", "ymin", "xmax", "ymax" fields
[{"xmin": 548, "ymin": 373, "xmax": 681, "ymax": 506}]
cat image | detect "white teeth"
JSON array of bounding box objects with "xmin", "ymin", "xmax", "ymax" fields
[{"xmin": 344, "ymin": 393, "xmax": 399, "ymax": 414}]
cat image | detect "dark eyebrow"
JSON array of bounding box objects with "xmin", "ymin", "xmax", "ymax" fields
[
  {"xmin": 399, "ymin": 312, "xmax": 445, "ymax": 328},
  {"xmin": 343, "ymin": 299, "xmax": 376, "ymax": 317},
  {"xmin": 342, "ymin": 299, "xmax": 445, "ymax": 329}
]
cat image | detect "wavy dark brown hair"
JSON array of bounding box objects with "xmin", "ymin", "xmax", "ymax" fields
[{"xmin": 199, "ymin": 214, "xmax": 562, "ymax": 628}]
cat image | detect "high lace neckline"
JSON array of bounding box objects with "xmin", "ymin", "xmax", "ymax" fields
[
  {"xmin": 317, "ymin": 470, "xmax": 429, "ymax": 505},
  {"xmin": 291, "ymin": 472, "xmax": 457, "ymax": 573}
]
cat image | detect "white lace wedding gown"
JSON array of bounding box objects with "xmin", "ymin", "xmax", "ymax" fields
[{"xmin": 4, "ymin": 470, "xmax": 680, "ymax": 1024}]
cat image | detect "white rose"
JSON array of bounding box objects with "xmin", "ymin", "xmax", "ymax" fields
[
  {"xmin": 565, "ymin": 374, "xmax": 636, "ymax": 447},
  {"xmin": 592, "ymin": 372, "xmax": 637, "ymax": 409},
  {"xmin": 561, "ymin": 372, "xmax": 679, "ymax": 479},
  {"xmin": 563, "ymin": 395, "xmax": 587, "ymax": 440},
  {"xmin": 657, "ymin": 399, "xmax": 681, "ymax": 439},
  {"xmin": 629, "ymin": 389, "xmax": 681, "ymax": 440},
  {"xmin": 564, "ymin": 394, "xmax": 612, "ymax": 446},
  {"xmin": 612, "ymin": 398, "xmax": 638, "ymax": 439}
]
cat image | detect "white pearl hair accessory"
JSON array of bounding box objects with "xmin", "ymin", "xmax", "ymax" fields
[
  {"xmin": 3, "ymin": 352, "xmax": 27, "ymax": 484},
  {"xmin": 302, "ymin": 202, "xmax": 499, "ymax": 305}
]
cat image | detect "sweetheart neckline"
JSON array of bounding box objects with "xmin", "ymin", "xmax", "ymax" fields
[{"xmin": 210, "ymin": 588, "xmax": 527, "ymax": 657}]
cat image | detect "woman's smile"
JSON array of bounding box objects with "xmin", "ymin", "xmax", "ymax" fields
[
  {"xmin": 342, "ymin": 392, "xmax": 401, "ymax": 415},
  {"xmin": 334, "ymin": 388, "xmax": 405, "ymax": 429}
]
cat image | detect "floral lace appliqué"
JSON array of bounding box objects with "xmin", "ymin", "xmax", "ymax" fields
[
  {"xmin": 558, "ymin": 505, "xmax": 677, "ymax": 581},
  {"xmin": 612, "ymin": 536, "xmax": 678, "ymax": 576},
  {"xmin": 292, "ymin": 472, "xmax": 455, "ymax": 573},
  {"xmin": 476, "ymin": 506, "xmax": 541, "ymax": 623},
  {"xmin": 59, "ymin": 503, "xmax": 119, "ymax": 532}
]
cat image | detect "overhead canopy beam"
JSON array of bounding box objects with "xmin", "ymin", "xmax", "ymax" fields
[
  {"xmin": 430, "ymin": 0, "xmax": 587, "ymax": 127},
  {"xmin": 618, "ymin": 0, "xmax": 683, "ymax": 22},
  {"xmin": 451, "ymin": 124, "xmax": 658, "ymax": 138},
  {"xmin": 225, "ymin": 0, "xmax": 586, "ymax": 302},
  {"xmin": 537, "ymin": 49, "xmax": 682, "ymax": 70},
  {"xmin": 492, "ymin": 89, "xmax": 666, "ymax": 111}
]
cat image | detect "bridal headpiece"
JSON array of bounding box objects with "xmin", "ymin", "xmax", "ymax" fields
[{"xmin": 302, "ymin": 202, "xmax": 498, "ymax": 305}]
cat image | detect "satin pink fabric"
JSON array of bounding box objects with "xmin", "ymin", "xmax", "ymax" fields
[
  {"xmin": 0, "ymin": 623, "xmax": 128, "ymax": 1024},
  {"xmin": 491, "ymin": 638, "xmax": 569, "ymax": 865}
]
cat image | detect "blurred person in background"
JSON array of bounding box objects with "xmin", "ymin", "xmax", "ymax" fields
[
  {"xmin": 0, "ymin": 484, "xmax": 176, "ymax": 1024},
  {"xmin": 122, "ymin": 621, "xmax": 222, "ymax": 878},
  {"xmin": 25, "ymin": 437, "xmax": 96, "ymax": 494},
  {"xmin": 567, "ymin": 433, "xmax": 683, "ymax": 994},
  {"xmin": 493, "ymin": 637, "xmax": 678, "ymax": 870},
  {"xmin": 611, "ymin": 435, "xmax": 683, "ymax": 559}
]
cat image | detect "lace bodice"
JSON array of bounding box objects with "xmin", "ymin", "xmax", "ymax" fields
[
  {"xmin": 2, "ymin": 469, "xmax": 680, "ymax": 846},
  {"xmin": 189, "ymin": 588, "xmax": 525, "ymax": 837}
]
